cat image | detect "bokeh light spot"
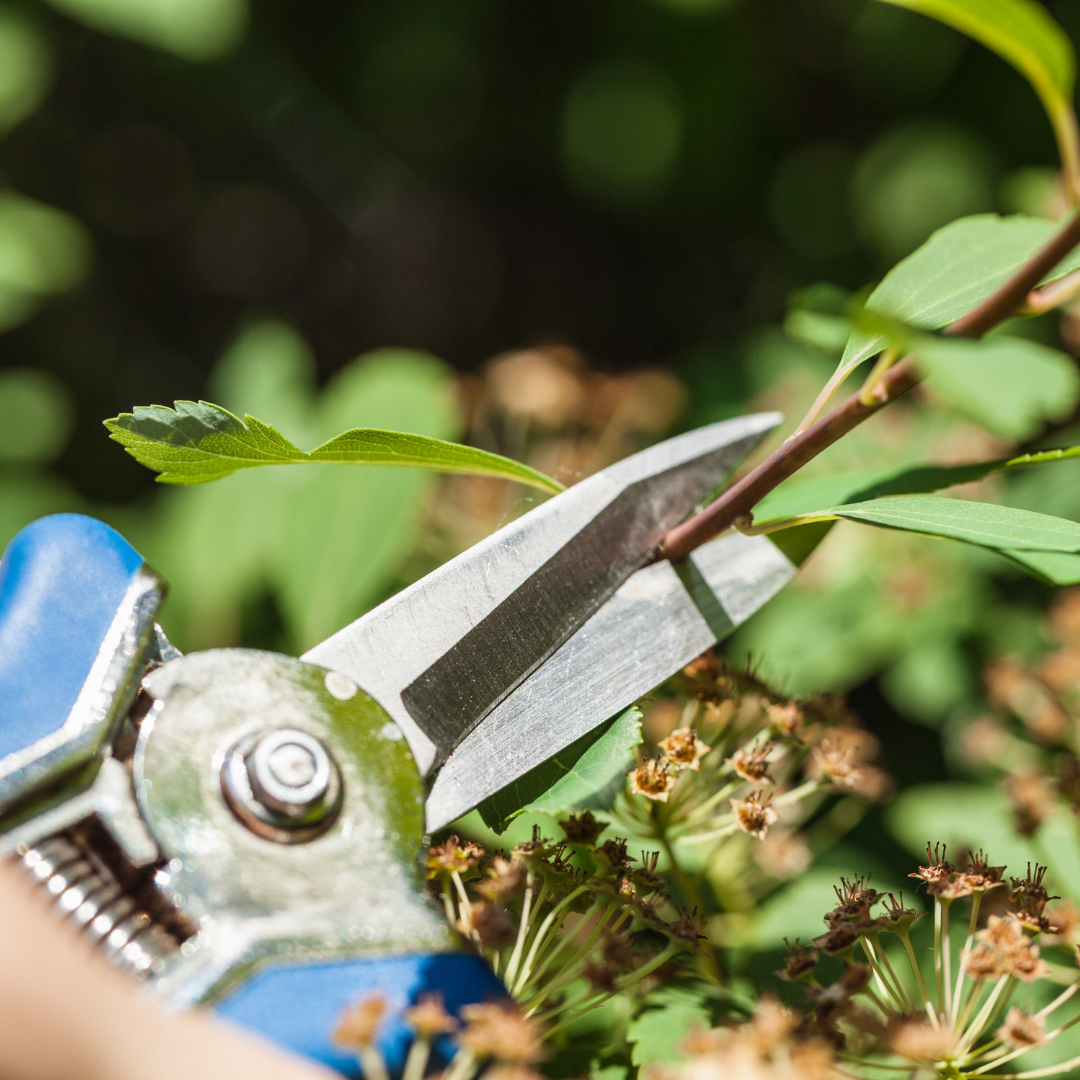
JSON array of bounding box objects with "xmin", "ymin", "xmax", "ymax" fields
[
  {"xmin": 0, "ymin": 7, "xmax": 51, "ymax": 136},
  {"xmin": 853, "ymin": 122, "xmax": 996, "ymax": 262},
  {"xmin": 0, "ymin": 369, "xmax": 72, "ymax": 463},
  {"xmin": 561, "ymin": 60, "xmax": 683, "ymax": 208},
  {"xmin": 43, "ymin": 0, "xmax": 246, "ymax": 61}
]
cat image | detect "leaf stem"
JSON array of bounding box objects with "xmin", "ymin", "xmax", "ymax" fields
[{"xmin": 659, "ymin": 212, "xmax": 1080, "ymax": 563}]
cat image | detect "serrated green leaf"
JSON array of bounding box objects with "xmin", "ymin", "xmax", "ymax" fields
[
  {"xmin": 837, "ymin": 215, "xmax": 1080, "ymax": 382},
  {"xmin": 914, "ymin": 333, "xmax": 1080, "ymax": 439},
  {"xmin": 477, "ymin": 706, "xmax": 643, "ymax": 834},
  {"xmin": 104, "ymin": 399, "xmax": 562, "ymax": 493},
  {"xmin": 832, "ymin": 496, "xmax": 1080, "ymax": 552},
  {"xmin": 876, "ymin": 2, "xmax": 1075, "ymax": 157}
]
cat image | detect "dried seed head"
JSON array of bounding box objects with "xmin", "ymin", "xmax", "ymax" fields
[
  {"xmin": 776, "ymin": 938, "xmax": 818, "ymax": 982},
  {"xmin": 458, "ymin": 1001, "xmax": 547, "ymax": 1063},
  {"xmin": 909, "ymin": 843, "xmax": 953, "ymax": 889},
  {"xmin": 659, "ymin": 727, "xmax": 710, "ymax": 772},
  {"xmin": 596, "ymin": 837, "xmax": 632, "ymax": 872},
  {"xmin": 630, "ymin": 757, "xmax": 678, "ymax": 801},
  {"xmin": 427, "ymin": 836, "xmax": 485, "ymax": 878},
  {"xmin": 334, "ymin": 993, "xmax": 388, "ymax": 1050},
  {"xmin": 809, "ymin": 730, "xmax": 891, "ymax": 801},
  {"xmin": 955, "ymin": 850, "xmax": 1006, "ymax": 893},
  {"xmin": 725, "ymin": 741, "xmax": 773, "ymax": 783},
  {"xmin": 998, "ymin": 1006, "xmax": 1047, "ymax": 1049},
  {"xmin": 766, "ymin": 701, "xmax": 804, "ymax": 739},
  {"xmin": 511, "ymin": 826, "xmax": 557, "ymax": 863},
  {"xmin": 476, "ymin": 857, "xmax": 524, "ymax": 902},
  {"xmin": 458, "ymin": 901, "xmax": 516, "ymax": 950},
  {"xmin": 889, "ymin": 1018, "xmax": 957, "ymax": 1064},
  {"xmin": 559, "ymin": 810, "xmax": 605, "ymax": 846},
  {"xmin": 1006, "ymin": 769, "xmax": 1056, "ymax": 837},
  {"xmin": 881, "ymin": 892, "xmax": 921, "ymax": 931},
  {"xmin": 404, "ymin": 994, "xmax": 457, "ymax": 1038},
  {"xmin": 730, "ymin": 790, "xmax": 778, "ymax": 841},
  {"xmin": 667, "ymin": 907, "xmax": 707, "ymax": 952}
]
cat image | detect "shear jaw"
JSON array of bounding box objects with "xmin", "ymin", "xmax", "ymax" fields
[{"xmin": 134, "ymin": 649, "xmax": 449, "ymax": 1007}]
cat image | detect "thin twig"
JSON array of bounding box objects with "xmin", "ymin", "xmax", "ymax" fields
[{"xmin": 659, "ymin": 212, "xmax": 1080, "ymax": 563}]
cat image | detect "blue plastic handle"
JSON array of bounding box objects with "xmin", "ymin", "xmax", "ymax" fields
[
  {"xmin": 0, "ymin": 514, "xmax": 144, "ymax": 762},
  {"xmin": 217, "ymin": 953, "xmax": 506, "ymax": 1076},
  {"xmin": 0, "ymin": 514, "xmax": 507, "ymax": 1075}
]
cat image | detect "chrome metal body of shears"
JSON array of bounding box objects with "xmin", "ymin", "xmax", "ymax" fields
[{"xmin": 0, "ymin": 412, "xmax": 795, "ymax": 1075}]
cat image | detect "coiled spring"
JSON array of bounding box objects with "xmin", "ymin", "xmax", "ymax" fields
[{"xmin": 17, "ymin": 835, "xmax": 179, "ymax": 977}]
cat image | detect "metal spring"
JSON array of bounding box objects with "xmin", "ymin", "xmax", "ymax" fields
[{"xmin": 18, "ymin": 836, "xmax": 179, "ymax": 977}]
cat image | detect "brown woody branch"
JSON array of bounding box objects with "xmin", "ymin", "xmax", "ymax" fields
[{"xmin": 660, "ymin": 213, "xmax": 1080, "ymax": 563}]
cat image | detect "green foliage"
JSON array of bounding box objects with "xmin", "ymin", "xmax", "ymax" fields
[
  {"xmin": 831, "ymin": 495, "xmax": 1080, "ymax": 552},
  {"xmin": 0, "ymin": 8, "xmax": 51, "ymax": 136},
  {"xmin": 477, "ymin": 706, "xmax": 643, "ymax": 834},
  {"xmin": 914, "ymin": 333, "xmax": 1080, "ymax": 439},
  {"xmin": 134, "ymin": 322, "xmax": 467, "ymax": 651},
  {"xmin": 43, "ymin": 0, "xmax": 247, "ymax": 61},
  {"xmin": 837, "ymin": 215, "xmax": 1080, "ymax": 381},
  {"xmin": 875, "ymin": 0, "xmax": 1078, "ymax": 185},
  {"xmin": 105, "ymin": 401, "xmax": 562, "ymax": 492},
  {"xmin": 0, "ymin": 191, "xmax": 90, "ymax": 332},
  {"xmin": 627, "ymin": 987, "xmax": 712, "ymax": 1066}
]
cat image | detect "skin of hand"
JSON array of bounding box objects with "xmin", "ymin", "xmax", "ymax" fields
[{"xmin": 0, "ymin": 859, "xmax": 337, "ymax": 1080}]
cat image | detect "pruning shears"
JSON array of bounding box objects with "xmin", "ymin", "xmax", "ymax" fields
[{"xmin": 0, "ymin": 412, "xmax": 795, "ymax": 1076}]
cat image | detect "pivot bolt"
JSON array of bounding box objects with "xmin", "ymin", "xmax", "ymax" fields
[{"xmin": 221, "ymin": 728, "xmax": 342, "ymax": 843}]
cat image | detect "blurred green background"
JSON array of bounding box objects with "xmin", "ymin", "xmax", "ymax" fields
[{"xmin": 5, "ymin": 0, "xmax": 1080, "ymax": 960}]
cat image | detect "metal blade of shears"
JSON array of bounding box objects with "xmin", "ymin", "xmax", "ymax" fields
[
  {"xmin": 302, "ymin": 413, "xmax": 781, "ymax": 778},
  {"xmin": 425, "ymin": 529, "xmax": 795, "ymax": 831}
]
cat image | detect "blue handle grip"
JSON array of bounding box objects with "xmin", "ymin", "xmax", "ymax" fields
[
  {"xmin": 217, "ymin": 953, "xmax": 507, "ymax": 1077},
  {"xmin": 0, "ymin": 514, "xmax": 146, "ymax": 766}
]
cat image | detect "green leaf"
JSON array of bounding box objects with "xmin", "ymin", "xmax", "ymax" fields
[
  {"xmin": 876, "ymin": 2, "xmax": 1075, "ymax": 163},
  {"xmin": 627, "ymin": 987, "xmax": 712, "ymax": 1067},
  {"xmin": 754, "ymin": 462, "xmax": 998, "ymax": 524},
  {"xmin": 831, "ymin": 496, "xmax": 1080, "ymax": 552},
  {"xmin": 914, "ymin": 334, "xmax": 1080, "ymax": 439},
  {"xmin": 837, "ymin": 215, "xmax": 1080, "ymax": 382},
  {"xmin": 477, "ymin": 706, "xmax": 643, "ymax": 834},
  {"xmin": 104, "ymin": 400, "xmax": 562, "ymax": 493},
  {"xmin": 1000, "ymin": 548, "xmax": 1080, "ymax": 584},
  {"xmin": 755, "ymin": 444, "xmax": 1080, "ymax": 525}
]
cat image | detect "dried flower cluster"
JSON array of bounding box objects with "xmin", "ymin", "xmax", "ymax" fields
[
  {"xmin": 426, "ymin": 817, "xmax": 700, "ymax": 1036},
  {"xmin": 334, "ymin": 993, "xmax": 549, "ymax": 1080},
  {"xmin": 960, "ymin": 588, "xmax": 1080, "ymax": 840},
  {"xmin": 768, "ymin": 845, "xmax": 1080, "ymax": 1079}
]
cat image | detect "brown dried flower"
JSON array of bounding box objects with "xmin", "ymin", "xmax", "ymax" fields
[
  {"xmin": 559, "ymin": 810, "xmax": 605, "ymax": 846},
  {"xmin": 766, "ymin": 701, "xmax": 804, "ymax": 738},
  {"xmin": 730, "ymin": 790, "xmax": 778, "ymax": 840},
  {"xmin": 725, "ymin": 741, "xmax": 773, "ymax": 783},
  {"xmin": 630, "ymin": 757, "xmax": 677, "ymax": 802},
  {"xmin": 404, "ymin": 994, "xmax": 457, "ymax": 1038},
  {"xmin": 334, "ymin": 993, "xmax": 388, "ymax": 1050},
  {"xmin": 1006, "ymin": 768, "xmax": 1056, "ymax": 836},
  {"xmin": 909, "ymin": 843, "xmax": 953, "ymax": 891},
  {"xmin": 476, "ymin": 858, "xmax": 524, "ymax": 902},
  {"xmin": 659, "ymin": 727, "xmax": 710, "ymax": 772},
  {"xmin": 777, "ymin": 938, "xmax": 818, "ymax": 981},
  {"xmin": 458, "ymin": 1001, "xmax": 547, "ymax": 1063},
  {"xmin": 998, "ymin": 1006, "xmax": 1047, "ymax": 1048},
  {"xmin": 458, "ymin": 900, "xmax": 515, "ymax": 950},
  {"xmin": 889, "ymin": 1018, "xmax": 957, "ymax": 1063},
  {"xmin": 427, "ymin": 836, "xmax": 484, "ymax": 878}
]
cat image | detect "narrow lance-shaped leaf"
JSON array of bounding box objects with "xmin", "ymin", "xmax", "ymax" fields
[
  {"xmin": 104, "ymin": 400, "xmax": 564, "ymax": 493},
  {"xmin": 830, "ymin": 497, "xmax": 1080, "ymax": 553},
  {"xmin": 836, "ymin": 215, "xmax": 1080, "ymax": 383},
  {"xmin": 876, "ymin": 0, "xmax": 1079, "ymax": 195},
  {"xmin": 753, "ymin": 444, "xmax": 1080, "ymax": 524}
]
